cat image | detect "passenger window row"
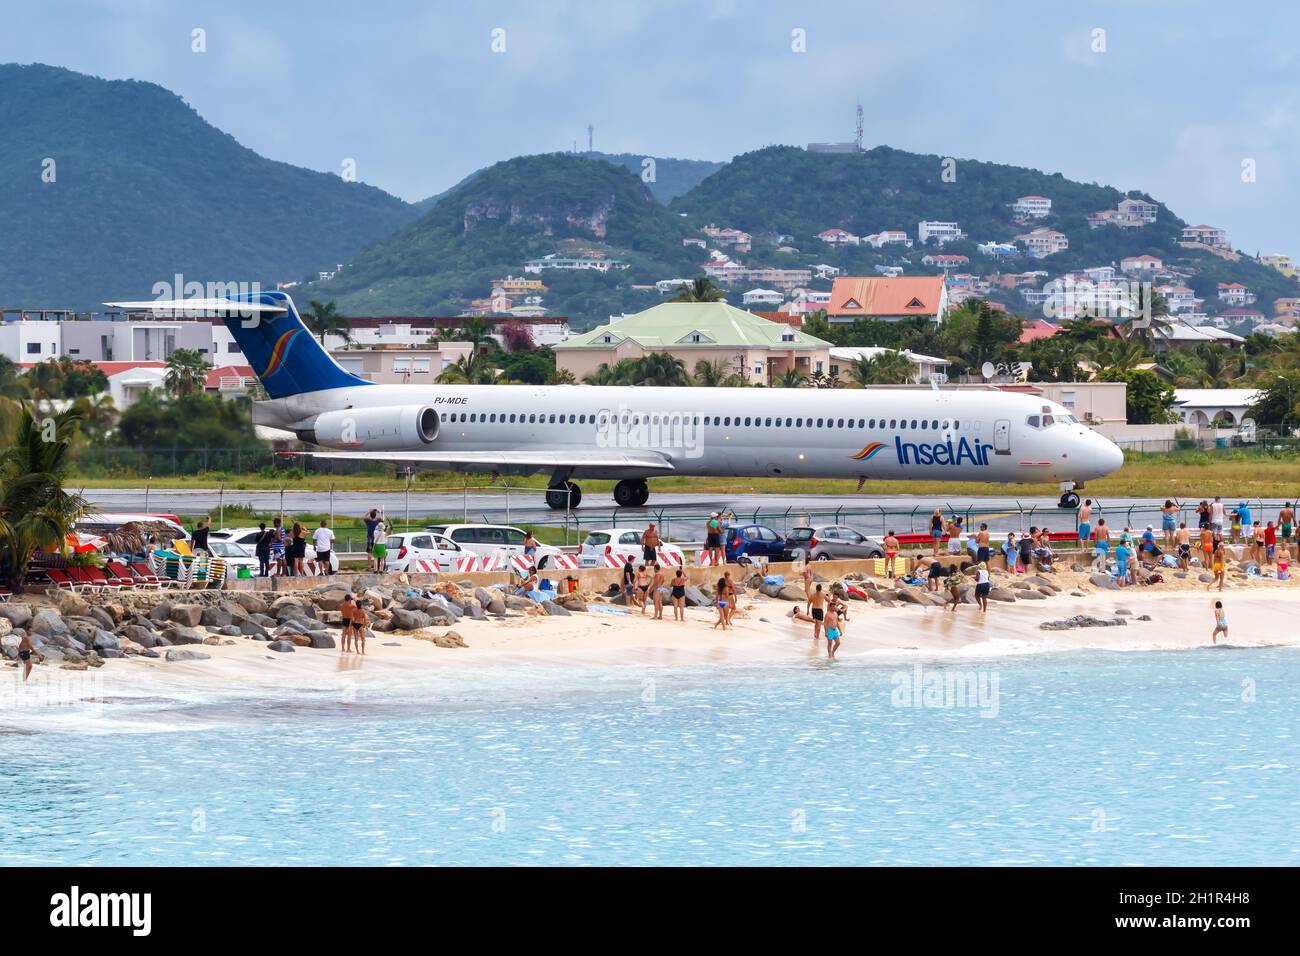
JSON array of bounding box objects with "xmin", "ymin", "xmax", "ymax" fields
[{"xmin": 439, "ymin": 411, "xmax": 963, "ymax": 431}]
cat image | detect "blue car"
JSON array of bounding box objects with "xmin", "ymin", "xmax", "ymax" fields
[{"xmin": 724, "ymin": 524, "xmax": 787, "ymax": 563}]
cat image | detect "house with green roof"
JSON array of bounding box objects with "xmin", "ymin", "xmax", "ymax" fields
[{"xmin": 553, "ymin": 302, "xmax": 832, "ymax": 385}]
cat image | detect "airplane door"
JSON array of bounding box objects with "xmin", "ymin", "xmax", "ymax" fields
[{"xmin": 993, "ymin": 419, "xmax": 1011, "ymax": 455}]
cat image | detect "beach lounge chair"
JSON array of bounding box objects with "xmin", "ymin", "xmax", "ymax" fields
[
  {"xmin": 0, "ymin": 586, "xmax": 11, "ymax": 602},
  {"xmin": 43, "ymin": 568, "xmax": 79, "ymax": 593},
  {"xmin": 104, "ymin": 561, "xmax": 142, "ymax": 590},
  {"xmin": 126, "ymin": 561, "xmax": 163, "ymax": 589},
  {"xmin": 67, "ymin": 567, "xmax": 107, "ymax": 592}
]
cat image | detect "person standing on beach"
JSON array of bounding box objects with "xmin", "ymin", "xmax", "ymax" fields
[
  {"xmin": 1265, "ymin": 521, "xmax": 1277, "ymax": 565},
  {"xmin": 1249, "ymin": 521, "xmax": 1264, "ymax": 566},
  {"xmin": 363, "ymin": 509, "xmax": 381, "ymax": 571},
  {"xmin": 1091, "ymin": 518, "xmax": 1110, "ymax": 571},
  {"xmin": 1160, "ymin": 500, "xmax": 1179, "ymax": 550},
  {"xmin": 1175, "ymin": 522, "xmax": 1191, "ymax": 571},
  {"xmin": 313, "ymin": 519, "xmax": 335, "ymax": 575},
  {"xmin": 1198, "ymin": 524, "xmax": 1214, "ymax": 570},
  {"xmin": 975, "ymin": 524, "xmax": 991, "ymax": 567},
  {"xmin": 292, "ymin": 522, "xmax": 308, "ymax": 576},
  {"xmin": 339, "ymin": 593, "xmax": 356, "ymax": 653},
  {"xmin": 705, "ymin": 513, "xmax": 723, "ymax": 566},
  {"xmin": 1279, "ymin": 502, "xmax": 1295, "ymax": 546},
  {"xmin": 650, "ymin": 563, "xmax": 665, "ymax": 620},
  {"xmin": 271, "ymin": 517, "xmax": 287, "ymax": 576},
  {"xmin": 808, "ymin": 583, "xmax": 827, "ymax": 641},
  {"xmin": 670, "ymin": 567, "xmax": 687, "ymax": 622},
  {"xmin": 254, "ymin": 522, "xmax": 272, "ymax": 578},
  {"xmin": 633, "ymin": 562, "xmax": 651, "ymax": 613},
  {"xmin": 1207, "ymin": 541, "xmax": 1226, "ymax": 592},
  {"xmin": 1210, "ymin": 496, "xmax": 1225, "ymax": 537},
  {"xmin": 1018, "ymin": 529, "xmax": 1034, "ymax": 574},
  {"xmin": 192, "ymin": 517, "xmax": 210, "ymax": 556},
  {"xmin": 352, "ymin": 600, "xmax": 368, "ymax": 654},
  {"xmin": 1078, "ymin": 499, "xmax": 1093, "ymax": 546},
  {"xmin": 946, "ymin": 516, "xmax": 964, "ymax": 555},
  {"xmin": 712, "ymin": 573, "xmax": 731, "ymax": 630},
  {"xmin": 372, "ymin": 515, "xmax": 388, "ymax": 573},
  {"xmin": 884, "ymin": 530, "xmax": 900, "ymax": 579},
  {"xmin": 823, "ymin": 603, "xmax": 841, "ymax": 660},
  {"xmin": 974, "ymin": 562, "xmax": 990, "ymax": 613},
  {"xmin": 801, "ymin": 561, "xmax": 814, "ymax": 600},
  {"xmin": 1211, "ymin": 600, "xmax": 1228, "ymax": 644},
  {"xmin": 622, "ymin": 556, "xmax": 636, "ymax": 604},
  {"xmin": 929, "ymin": 508, "xmax": 944, "ymax": 557},
  {"xmin": 642, "ymin": 523, "xmax": 661, "ymax": 566}
]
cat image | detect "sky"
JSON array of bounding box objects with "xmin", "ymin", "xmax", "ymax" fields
[{"xmin": 6, "ymin": 0, "xmax": 1300, "ymax": 254}]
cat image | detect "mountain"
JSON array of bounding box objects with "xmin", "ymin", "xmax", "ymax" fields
[
  {"xmin": 0, "ymin": 64, "xmax": 418, "ymax": 308},
  {"xmin": 298, "ymin": 152, "xmax": 698, "ymax": 320},
  {"xmin": 581, "ymin": 152, "xmax": 725, "ymax": 202},
  {"xmin": 669, "ymin": 145, "xmax": 1296, "ymax": 315}
]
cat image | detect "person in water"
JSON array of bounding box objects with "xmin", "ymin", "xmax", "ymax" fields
[
  {"xmin": 823, "ymin": 603, "xmax": 841, "ymax": 660},
  {"xmin": 1211, "ymin": 600, "xmax": 1228, "ymax": 644}
]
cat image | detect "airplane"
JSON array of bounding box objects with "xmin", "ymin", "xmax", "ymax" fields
[{"xmin": 106, "ymin": 292, "xmax": 1125, "ymax": 511}]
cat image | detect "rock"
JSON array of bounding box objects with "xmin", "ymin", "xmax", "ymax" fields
[
  {"xmin": 87, "ymin": 606, "xmax": 116, "ymax": 630},
  {"xmin": 216, "ymin": 625, "xmax": 243, "ymax": 637},
  {"xmin": 202, "ymin": 636, "xmax": 221, "ymax": 646},
  {"xmin": 432, "ymin": 630, "xmax": 467, "ymax": 648},
  {"xmin": 1113, "ymin": 608, "xmax": 1133, "ymax": 617},
  {"xmin": 97, "ymin": 648, "xmax": 124, "ymax": 659},
  {"xmin": 1037, "ymin": 587, "xmax": 1057, "ymax": 596},
  {"xmin": 0, "ymin": 617, "xmax": 10, "ymax": 639},
  {"xmin": 1039, "ymin": 615, "xmax": 1128, "ymax": 631},
  {"xmin": 1069, "ymin": 563, "xmax": 1085, "ymax": 573},
  {"xmin": 0, "ymin": 634, "xmax": 19, "ymax": 659},
  {"xmin": 164, "ymin": 625, "xmax": 206, "ymax": 645},
  {"xmin": 141, "ymin": 649, "xmax": 160, "ymax": 658},
  {"xmin": 390, "ymin": 608, "xmax": 435, "ymax": 631},
  {"xmin": 776, "ymin": 585, "xmax": 805, "ymax": 602},
  {"xmin": 504, "ymin": 595, "xmax": 533, "ymax": 611},
  {"xmin": 1017, "ymin": 590, "xmax": 1048, "ymax": 600},
  {"xmin": 52, "ymin": 591, "xmax": 92, "ymax": 618},
  {"xmin": 199, "ymin": 606, "xmax": 233, "ymax": 628},
  {"xmin": 307, "ymin": 632, "xmax": 336, "ymax": 649},
  {"xmin": 1023, "ymin": 575, "xmax": 1053, "ymax": 587},
  {"xmin": 473, "ymin": 587, "xmax": 497, "ymax": 609},
  {"xmin": 0, "ymin": 603, "xmax": 33, "ymax": 628},
  {"xmin": 543, "ymin": 601, "xmax": 571, "ymax": 616},
  {"xmin": 683, "ymin": 586, "xmax": 711, "ymax": 608},
  {"xmin": 148, "ymin": 602, "xmax": 173, "ymax": 623},
  {"xmin": 1070, "ymin": 591, "xmax": 1086, "ymax": 597},
  {"xmin": 463, "ymin": 602, "xmax": 486, "ymax": 620},
  {"xmin": 119, "ymin": 639, "xmax": 145, "ymax": 656},
  {"xmin": 1088, "ymin": 573, "xmax": 1119, "ymax": 590},
  {"xmin": 1137, "ymin": 614, "xmax": 1152, "ymax": 622},
  {"xmin": 30, "ymin": 610, "xmax": 69, "ymax": 637},
  {"xmin": 895, "ymin": 589, "xmax": 927, "ymax": 605},
  {"xmin": 165, "ymin": 648, "xmax": 211, "ymax": 662},
  {"xmin": 311, "ymin": 588, "xmax": 351, "ymax": 612},
  {"xmin": 266, "ymin": 640, "xmax": 296, "ymax": 653},
  {"xmin": 225, "ymin": 592, "xmax": 269, "ymax": 615},
  {"xmin": 168, "ymin": 605, "xmax": 204, "ymax": 627},
  {"xmin": 1197, "ymin": 572, "xmax": 1214, "ymax": 583},
  {"xmin": 987, "ymin": 587, "xmax": 1018, "ymax": 602},
  {"xmin": 91, "ymin": 632, "xmax": 120, "ymax": 652}
]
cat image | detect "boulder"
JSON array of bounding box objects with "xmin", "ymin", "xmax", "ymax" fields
[
  {"xmin": 199, "ymin": 606, "xmax": 233, "ymax": 628},
  {"xmin": 1017, "ymin": 590, "xmax": 1048, "ymax": 600},
  {"xmin": 775, "ymin": 586, "xmax": 805, "ymax": 602},
  {"xmin": 216, "ymin": 625, "xmax": 243, "ymax": 637},
  {"xmin": 1197, "ymin": 572, "xmax": 1215, "ymax": 583},
  {"xmin": 0, "ymin": 634, "xmax": 19, "ymax": 659},
  {"xmin": 987, "ymin": 587, "xmax": 1018, "ymax": 602},
  {"xmin": 51, "ymin": 591, "xmax": 92, "ymax": 618},
  {"xmin": 164, "ymin": 625, "xmax": 206, "ymax": 645},
  {"xmin": 119, "ymin": 625, "xmax": 158, "ymax": 648},
  {"xmin": 895, "ymin": 588, "xmax": 928, "ymax": 605},
  {"xmin": 87, "ymin": 606, "xmax": 117, "ymax": 631},
  {"xmin": 30, "ymin": 610, "xmax": 69, "ymax": 637},
  {"xmin": 1088, "ymin": 574, "xmax": 1119, "ymax": 590},
  {"xmin": 91, "ymin": 632, "xmax": 120, "ymax": 652},
  {"xmin": 225, "ymin": 592, "xmax": 269, "ymax": 616},
  {"xmin": 504, "ymin": 595, "xmax": 533, "ymax": 611},
  {"xmin": 306, "ymin": 632, "xmax": 336, "ymax": 649},
  {"xmin": 311, "ymin": 589, "xmax": 351, "ymax": 612},
  {"xmin": 1039, "ymin": 615, "xmax": 1127, "ymax": 631},
  {"xmin": 98, "ymin": 648, "xmax": 124, "ymax": 659},
  {"xmin": 266, "ymin": 640, "xmax": 296, "ymax": 653},
  {"xmin": 463, "ymin": 602, "xmax": 486, "ymax": 620},
  {"xmin": 390, "ymin": 608, "xmax": 435, "ymax": 631},
  {"xmin": 0, "ymin": 603, "xmax": 34, "ymax": 628},
  {"xmin": 140, "ymin": 648, "xmax": 160, "ymax": 659},
  {"xmin": 543, "ymin": 601, "xmax": 571, "ymax": 616},
  {"xmin": 683, "ymin": 586, "xmax": 711, "ymax": 608},
  {"xmin": 168, "ymin": 605, "xmax": 204, "ymax": 627},
  {"xmin": 1113, "ymin": 608, "xmax": 1133, "ymax": 617},
  {"xmin": 165, "ymin": 648, "xmax": 211, "ymax": 662},
  {"xmin": 148, "ymin": 602, "xmax": 173, "ymax": 623},
  {"xmin": 432, "ymin": 630, "xmax": 467, "ymax": 648}
]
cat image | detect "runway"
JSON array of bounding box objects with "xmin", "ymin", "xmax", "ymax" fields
[{"xmin": 79, "ymin": 487, "xmax": 1292, "ymax": 541}]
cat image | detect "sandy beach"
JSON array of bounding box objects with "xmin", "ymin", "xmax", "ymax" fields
[{"xmin": 6, "ymin": 557, "xmax": 1298, "ymax": 713}]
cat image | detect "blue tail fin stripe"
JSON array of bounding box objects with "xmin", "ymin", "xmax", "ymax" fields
[{"xmin": 220, "ymin": 291, "xmax": 371, "ymax": 399}]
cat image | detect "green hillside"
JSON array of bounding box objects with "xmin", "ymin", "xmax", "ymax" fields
[
  {"xmin": 0, "ymin": 64, "xmax": 418, "ymax": 308},
  {"xmin": 582, "ymin": 152, "xmax": 725, "ymax": 202},
  {"xmin": 299, "ymin": 153, "xmax": 696, "ymax": 321},
  {"xmin": 670, "ymin": 145, "xmax": 1297, "ymax": 315}
]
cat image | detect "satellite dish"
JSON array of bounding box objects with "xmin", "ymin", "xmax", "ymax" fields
[{"xmin": 981, "ymin": 361, "xmax": 996, "ymax": 379}]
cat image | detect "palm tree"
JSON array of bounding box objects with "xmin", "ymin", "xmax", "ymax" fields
[
  {"xmin": 164, "ymin": 348, "xmax": 211, "ymax": 398},
  {"xmin": 630, "ymin": 353, "xmax": 690, "ymax": 386},
  {"xmin": 0, "ymin": 405, "xmax": 88, "ymax": 588},
  {"xmin": 71, "ymin": 393, "xmax": 118, "ymax": 442},
  {"xmin": 773, "ymin": 368, "xmax": 809, "ymax": 388},
  {"xmin": 1190, "ymin": 343, "xmax": 1243, "ymax": 388},
  {"xmin": 436, "ymin": 353, "xmax": 496, "ymax": 384},
  {"xmin": 547, "ymin": 367, "xmax": 577, "ymax": 385},
  {"xmin": 301, "ymin": 300, "xmax": 352, "ymax": 345},
  {"xmin": 808, "ymin": 371, "xmax": 840, "ymax": 389},
  {"xmin": 692, "ymin": 358, "xmax": 744, "ymax": 387},
  {"xmin": 670, "ymin": 278, "xmax": 726, "ymax": 303},
  {"xmin": 1083, "ymin": 337, "xmax": 1148, "ymax": 374},
  {"xmin": 1120, "ymin": 288, "xmax": 1173, "ymax": 349},
  {"xmin": 451, "ymin": 317, "xmax": 501, "ymax": 354},
  {"xmin": 847, "ymin": 350, "xmax": 914, "ymax": 386}
]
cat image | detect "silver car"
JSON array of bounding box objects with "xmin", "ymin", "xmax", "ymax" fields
[{"xmin": 788, "ymin": 525, "xmax": 885, "ymax": 562}]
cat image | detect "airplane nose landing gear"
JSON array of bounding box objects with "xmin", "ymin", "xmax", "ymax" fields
[{"xmin": 1058, "ymin": 491, "xmax": 1080, "ymax": 509}]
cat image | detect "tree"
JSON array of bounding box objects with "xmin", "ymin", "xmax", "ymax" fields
[
  {"xmin": 0, "ymin": 405, "xmax": 88, "ymax": 588},
  {"xmin": 24, "ymin": 357, "xmax": 108, "ymax": 402},
  {"xmin": 450, "ymin": 316, "xmax": 501, "ymax": 354},
  {"xmin": 499, "ymin": 319, "xmax": 536, "ymax": 353},
  {"xmin": 847, "ymin": 350, "xmax": 913, "ymax": 385},
  {"xmin": 1019, "ymin": 336, "xmax": 1084, "ymax": 382},
  {"xmin": 938, "ymin": 300, "xmax": 1022, "ymax": 372},
  {"xmin": 301, "ymin": 300, "xmax": 352, "ymax": 345},
  {"xmin": 164, "ymin": 348, "xmax": 211, "ymax": 398},
  {"xmin": 495, "ymin": 349, "xmax": 554, "ymax": 385},
  {"xmin": 773, "ymin": 368, "xmax": 808, "ymax": 388},
  {"xmin": 629, "ymin": 352, "xmax": 690, "ymax": 386},
  {"xmin": 1083, "ymin": 336, "xmax": 1148, "ymax": 374},
  {"xmin": 670, "ymin": 278, "xmax": 726, "ymax": 303},
  {"xmin": 1187, "ymin": 343, "xmax": 1244, "ymax": 388},
  {"xmin": 437, "ymin": 353, "xmax": 496, "ymax": 384},
  {"xmin": 1098, "ymin": 368, "xmax": 1177, "ymax": 424},
  {"xmin": 547, "ymin": 367, "xmax": 577, "ymax": 385},
  {"xmin": 1119, "ymin": 288, "xmax": 1172, "ymax": 349},
  {"xmin": 1248, "ymin": 371, "xmax": 1300, "ymax": 431},
  {"xmin": 692, "ymin": 358, "xmax": 744, "ymax": 387}
]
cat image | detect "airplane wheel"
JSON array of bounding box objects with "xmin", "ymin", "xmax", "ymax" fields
[
  {"xmin": 546, "ymin": 482, "xmax": 582, "ymax": 510},
  {"xmin": 614, "ymin": 479, "xmax": 649, "ymax": 507},
  {"xmin": 1059, "ymin": 491, "xmax": 1080, "ymax": 509}
]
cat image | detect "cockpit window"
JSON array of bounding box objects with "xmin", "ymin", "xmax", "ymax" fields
[
  {"xmin": 1026, "ymin": 415, "xmax": 1041, "ymax": 428},
  {"xmin": 1042, "ymin": 415, "xmax": 1055, "ymax": 427}
]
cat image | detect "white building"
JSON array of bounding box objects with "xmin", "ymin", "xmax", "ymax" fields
[
  {"xmin": 1015, "ymin": 228, "xmax": 1069, "ymax": 257},
  {"xmin": 1172, "ymin": 389, "xmax": 1260, "ymax": 427},
  {"xmin": 863, "ymin": 230, "xmax": 912, "ymax": 248},
  {"xmin": 1217, "ymin": 282, "xmax": 1255, "ymax": 305},
  {"xmin": 828, "ymin": 346, "xmax": 951, "ymax": 385},
  {"xmin": 1117, "ymin": 198, "xmax": 1159, "ymax": 223},
  {"xmin": 741, "ymin": 288, "xmax": 785, "ymax": 308},
  {"xmin": 917, "ymin": 221, "xmax": 964, "ymax": 246},
  {"xmin": 1181, "ymin": 224, "xmax": 1229, "ymax": 248},
  {"xmin": 817, "ymin": 229, "xmax": 859, "ymax": 246},
  {"xmin": 1120, "ymin": 254, "xmax": 1163, "ymax": 274},
  {"xmin": 656, "ymin": 278, "xmax": 694, "ymax": 294},
  {"xmin": 1011, "ymin": 196, "xmax": 1052, "ymax": 219},
  {"xmin": 524, "ymin": 254, "xmax": 629, "ymax": 273}
]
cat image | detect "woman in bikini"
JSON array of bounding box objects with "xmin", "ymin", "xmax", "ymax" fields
[
  {"xmin": 1207, "ymin": 541, "xmax": 1226, "ymax": 592},
  {"xmin": 883, "ymin": 530, "xmax": 900, "ymax": 579},
  {"xmin": 650, "ymin": 563, "xmax": 665, "ymax": 620},
  {"xmin": 634, "ymin": 564, "xmax": 651, "ymax": 613},
  {"xmin": 1211, "ymin": 600, "xmax": 1228, "ymax": 644}
]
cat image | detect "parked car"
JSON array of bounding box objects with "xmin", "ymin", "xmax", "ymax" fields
[
  {"xmin": 384, "ymin": 532, "xmax": 466, "ymax": 572},
  {"xmin": 208, "ymin": 526, "xmax": 263, "ymax": 548},
  {"xmin": 578, "ymin": 528, "xmax": 687, "ymax": 568},
  {"xmin": 205, "ymin": 539, "xmax": 261, "ymax": 574},
  {"xmin": 208, "ymin": 527, "xmax": 339, "ymax": 572},
  {"xmin": 724, "ymin": 524, "xmax": 787, "ymax": 563},
  {"xmin": 424, "ymin": 523, "xmax": 566, "ymax": 567},
  {"xmin": 785, "ymin": 525, "xmax": 885, "ymax": 562}
]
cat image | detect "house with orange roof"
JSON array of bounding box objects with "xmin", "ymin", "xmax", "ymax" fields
[{"xmin": 826, "ymin": 276, "xmax": 948, "ymax": 324}]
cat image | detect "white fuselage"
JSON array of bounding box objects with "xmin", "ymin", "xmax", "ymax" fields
[{"xmin": 258, "ymin": 383, "xmax": 1124, "ymax": 486}]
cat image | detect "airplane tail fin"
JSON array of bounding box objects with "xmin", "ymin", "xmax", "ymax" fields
[{"xmin": 104, "ymin": 291, "xmax": 370, "ymax": 399}]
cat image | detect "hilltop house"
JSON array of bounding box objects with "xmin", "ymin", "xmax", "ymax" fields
[
  {"xmin": 1260, "ymin": 253, "xmax": 1296, "ymax": 277},
  {"xmin": 921, "ymin": 254, "xmax": 969, "ymax": 269},
  {"xmin": 917, "ymin": 221, "xmax": 964, "ymax": 245},
  {"xmin": 1015, "ymin": 228, "xmax": 1069, "ymax": 257},
  {"xmin": 1120, "ymin": 255, "xmax": 1163, "ymax": 274},
  {"xmin": 1117, "ymin": 198, "xmax": 1159, "ymax": 223},
  {"xmin": 553, "ymin": 301, "xmax": 832, "ymax": 385},
  {"xmin": 741, "ymin": 288, "xmax": 785, "ymax": 308},
  {"xmin": 1180, "ymin": 224, "xmax": 1230, "ymax": 248},
  {"xmin": 863, "ymin": 230, "xmax": 913, "ymax": 248},
  {"xmin": 1216, "ymin": 282, "xmax": 1255, "ymax": 305},
  {"xmin": 701, "ymin": 225, "xmax": 752, "ymax": 253},
  {"xmin": 524, "ymin": 253, "xmax": 629, "ymax": 273},
  {"xmin": 1011, "ymin": 196, "xmax": 1052, "ymax": 220},
  {"xmin": 826, "ymin": 276, "xmax": 947, "ymax": 324},
  {"xmin": 817, "ymin": 228, "xmax": 859, "ymax": 246}
]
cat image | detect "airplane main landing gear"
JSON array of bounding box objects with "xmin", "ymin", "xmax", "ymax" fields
[
  {"xmin": 545, "ymin": 481, "xmax": 582, "ymax": 510},
  {"xmin": 613, "ymin": 478, "xmax": 650, "ymax": 507},
  {"xmin": 1058, "ymin": 490, "xmax": 1081, "ymax": 509}
]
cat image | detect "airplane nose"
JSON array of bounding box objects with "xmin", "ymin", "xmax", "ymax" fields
[{"xmin": 1095, "ymin": 435, "xmax": 1124, "ymax": 476}]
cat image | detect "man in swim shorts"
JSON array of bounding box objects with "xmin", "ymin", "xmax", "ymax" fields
[
  {"xmin": 975, "ymin": 523, "xmax": 991, "ymax": 566},
  {"xmin": 808, "ymin": 583, "xmax": 827, "ymax": 641},
  {"xmin": 823, "ymin": 604, "xmax": 841, "ymax": 659}
]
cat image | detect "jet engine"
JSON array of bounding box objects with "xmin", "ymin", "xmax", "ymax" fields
[{"xmin": 299, "ymin": 405, "xmax": 439, "ymax": 450}]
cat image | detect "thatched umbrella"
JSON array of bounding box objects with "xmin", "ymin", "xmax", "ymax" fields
[{"xmin": 101, "ymin": 520, "xmax": 183, "ymax": 555}]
